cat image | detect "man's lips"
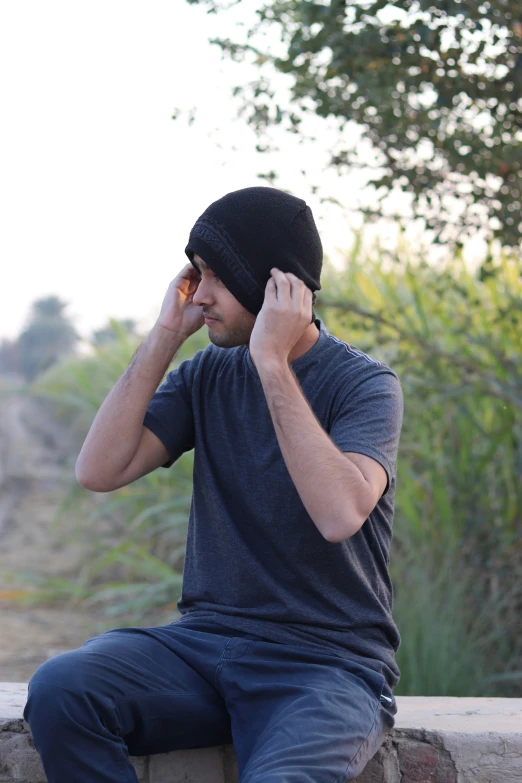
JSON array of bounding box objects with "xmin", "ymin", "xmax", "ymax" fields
[{"xmin": 204, "ymin": 315, "xmax": 219, "ymax": 323}]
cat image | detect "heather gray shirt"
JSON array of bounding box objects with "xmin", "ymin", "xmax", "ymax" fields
[{"xmin": 144, "ymin": 317, "xmax": 404, "ymax": 686}]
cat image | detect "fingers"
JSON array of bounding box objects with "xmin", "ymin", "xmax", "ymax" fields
[
  {"xmin": 266, "ymin": 276, "xmax": 277, "ymax": 299},
  {"xmin": 179, "ymin": 263, "xmax": 199, "ymax": 280},
  {"xmin": 270, "ymin": 269, "xmax": 311, "ymax": 307},
  {"xmin": 174, "ymin": 264, "xmax": 201, "ymax": 299}
]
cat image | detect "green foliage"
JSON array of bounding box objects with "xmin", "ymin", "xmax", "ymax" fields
[
  {"xmin": 23, "ymin": 320, "xmax": 210, "ymax": 620},
  {"xmin": 317, "ymin": 243, "xmax": 522, "ymax": 694},
  {"xmin": 0, "ymin": 337, "xmax": 21, "ymax": 376},
  {"xmin": 16, "ymin": 295, "xmax": 79, "ymax": 382},
  {"xmin": 91, "ymin": 318, "xmax": 138, "ymax": 346},
  {"xmin": 185, "ymin": 0, "xmax": 522, "ymax": 247}
]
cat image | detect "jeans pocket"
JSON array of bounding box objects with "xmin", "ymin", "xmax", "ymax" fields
[
  {"xmin": 378, "ymin": 680, "xmax": 397, "ymax": 731},
  {"xmin": 361, "ymin": 668, "xmax": 388, "ymax": 704}
]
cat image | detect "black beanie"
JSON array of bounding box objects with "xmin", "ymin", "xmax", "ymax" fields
[{"xmin": 185, "ymin": 186, "xmax": 323, "ymax": 323}]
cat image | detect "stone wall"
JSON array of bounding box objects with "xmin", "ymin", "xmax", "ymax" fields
[{"xmin": 2, "ymin": 684, "xmax": 522, "ymax": 782}]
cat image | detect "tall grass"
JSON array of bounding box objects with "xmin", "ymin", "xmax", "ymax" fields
[
  {"xmin": 12, "ymin": 248, "xmax": 522, "ymax": 696},
  {"xmin": 7, "ymin": 321, "xmax": 209, "ymax": 619},
  {"xmin": 318, "ymin": 245, "xmax": 522, "ymax": 694}
]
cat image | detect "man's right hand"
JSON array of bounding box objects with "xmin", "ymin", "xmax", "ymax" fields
[{"xmin": 156, "ymin": 263, "xmax": 205, "ymax": 339}]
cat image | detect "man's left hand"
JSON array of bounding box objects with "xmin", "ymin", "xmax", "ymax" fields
[{"xmin": 249, "ymin": 268, "xmax": 313, "ymax": 368}]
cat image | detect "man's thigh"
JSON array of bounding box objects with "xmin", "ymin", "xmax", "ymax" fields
[
  {"xmin": 26, "ymin": 621, "xmax": 233, "ymax": 757},
  {"xmin": 219, "ymin": 638, "xmax": 396, "ymax": 783}
]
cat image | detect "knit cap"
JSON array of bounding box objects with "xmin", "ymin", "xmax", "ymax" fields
[{"xmin": 185, "ymin": 186, "xmax": 323, "ymax": 323}]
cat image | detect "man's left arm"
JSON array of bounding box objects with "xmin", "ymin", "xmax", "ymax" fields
[{"xmin": 257, "ymin": 360, "xmax": 387, "ymax": 543}]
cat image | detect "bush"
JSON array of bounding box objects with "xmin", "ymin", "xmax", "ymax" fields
[{"xmin": 318, "ymin": 245, "xmax": 522, "ymax": 695}]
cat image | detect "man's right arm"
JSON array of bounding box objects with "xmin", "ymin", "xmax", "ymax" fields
[{"xmin": 75, "ymin": 324, "xmax": 186, "ymax": 493}]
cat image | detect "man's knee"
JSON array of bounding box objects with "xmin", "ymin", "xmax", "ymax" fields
[{"xmin": 24, "ymin": 649, "xmax": 101, "ymax": 732}]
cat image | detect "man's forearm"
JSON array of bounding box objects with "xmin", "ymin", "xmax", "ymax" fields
[
  {"xmin": 75, "ymin": 324, "xmax": 185, "ymax": 486},
  {"xmin": 256, "ymin": 360, "xmax": 369, "ymax": 543}
]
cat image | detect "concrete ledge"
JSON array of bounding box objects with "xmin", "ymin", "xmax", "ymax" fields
[{"xmin": 1, "ymin": 683, "xmax": 521, "ymax": 782}]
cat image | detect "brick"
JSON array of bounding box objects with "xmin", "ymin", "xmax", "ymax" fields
[
  {"xmin": 0, "ymin": 731, "xmax": 46, "ymax": 783},
  {"xmin": 130, "ymin": 755, "xmax": 149, "ymax": 782},
  {"xmin": 148, "ymin": 746, "xmax": 225, "ymax": 783}
]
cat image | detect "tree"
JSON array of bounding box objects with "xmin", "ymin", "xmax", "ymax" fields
[
  {"xmin": 0, "ymin": 338, "xmax": 22, "ymax": 377},
  {"xmin": 185, "ymin": 0, "xmax": 522, "ymax": 248},
  {"xmin": 17, "ymin": 296, "xmax": 79, "ymax": 382},
  {"xmin": 91, "ymin": 318, "xmax": 138, "ymax": 347}
]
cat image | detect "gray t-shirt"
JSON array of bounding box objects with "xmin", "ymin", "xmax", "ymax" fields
[{"xmin": 143, "ymin": 317, "xmax": 404, "ymax": 686}]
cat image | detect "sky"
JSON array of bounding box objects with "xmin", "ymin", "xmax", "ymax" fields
[{"xmin": 1, "ymin": 1, "xmax": 485, "ymax": 343}]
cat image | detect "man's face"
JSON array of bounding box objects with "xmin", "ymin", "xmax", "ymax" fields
[{"xmin": 191, "ymin": 253, "xmax": 256, "ymax": 348}]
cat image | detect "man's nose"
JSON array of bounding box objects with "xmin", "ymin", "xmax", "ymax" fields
[{"xmin": 192, "ymin": 279, "xmax": 214, "ymax": 307}]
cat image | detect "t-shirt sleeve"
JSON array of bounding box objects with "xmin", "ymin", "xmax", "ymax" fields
[
  {"xmin": 328, "ymin": 368, "xmax": 404, "ymax": 496},
  {"xmin": 143, "ymin": 356, "xmax": 196, "ymax": 469}
]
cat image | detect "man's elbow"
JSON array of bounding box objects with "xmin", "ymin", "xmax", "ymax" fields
[
  {"xmin": 321, "ymin": 513, "xmax": 366, "ymax": 544},
  {"xmin": 322, "ymin": 487, "xmax": 381, "ymax": 542},
  {"xmin": 75, "ymin": 471, "xmax": 102, "ymax": 492},
  {"xmin": 75, "ymin": 463, "xmax": 110, "ymax": 493}
]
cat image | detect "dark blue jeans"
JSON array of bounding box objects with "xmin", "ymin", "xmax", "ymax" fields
[{"xmin": 24, "ymin": 616, "xmax": 396, "ymax": 783}]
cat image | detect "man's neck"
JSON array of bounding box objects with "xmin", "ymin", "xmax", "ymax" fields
[{"xmin": 288, "ymin": 322, "xmax": 320, "ymax": 364}]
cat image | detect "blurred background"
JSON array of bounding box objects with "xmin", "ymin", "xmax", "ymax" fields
[{"xmin": 1, "ymin": 0, "xmax": 521, "ymax": 696}]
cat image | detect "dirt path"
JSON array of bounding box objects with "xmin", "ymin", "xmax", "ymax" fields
[
  {"xmin": 0, "ymin": 388, "xmax": 175, "ymax": 683},
  {"xmin": 0, "ymin": 480, "xmax": 114, "ymax": 681},
  {"xmin": 0, "ymin": 486, "xmax": 175, "ymax": 682},
  {"xmin": 0, "ymin": 605, "xmax": 109, "ymax": 682}
]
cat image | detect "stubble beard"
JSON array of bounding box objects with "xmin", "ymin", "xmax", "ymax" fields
[{"xmin": 207, "ymin": 319, "xmax": 254, "ymax": 349}]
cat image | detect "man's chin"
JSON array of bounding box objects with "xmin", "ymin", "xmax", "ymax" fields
[
  {"xmin": 208, "ymin": 331, "xmax": 230, "ymax": 348},
  {"xmin": 208, "ymin": 329, "xmax": 248, "ymax": 349}
]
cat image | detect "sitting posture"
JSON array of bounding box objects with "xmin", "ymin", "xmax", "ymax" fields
[{"xmin": 24, "ymin": 186, "xmax": 403, "ymax": 783}]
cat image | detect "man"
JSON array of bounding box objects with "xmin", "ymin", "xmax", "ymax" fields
[{"xmin": 24, "ymin": 187, "xmax": 403, "ymax": 783}]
